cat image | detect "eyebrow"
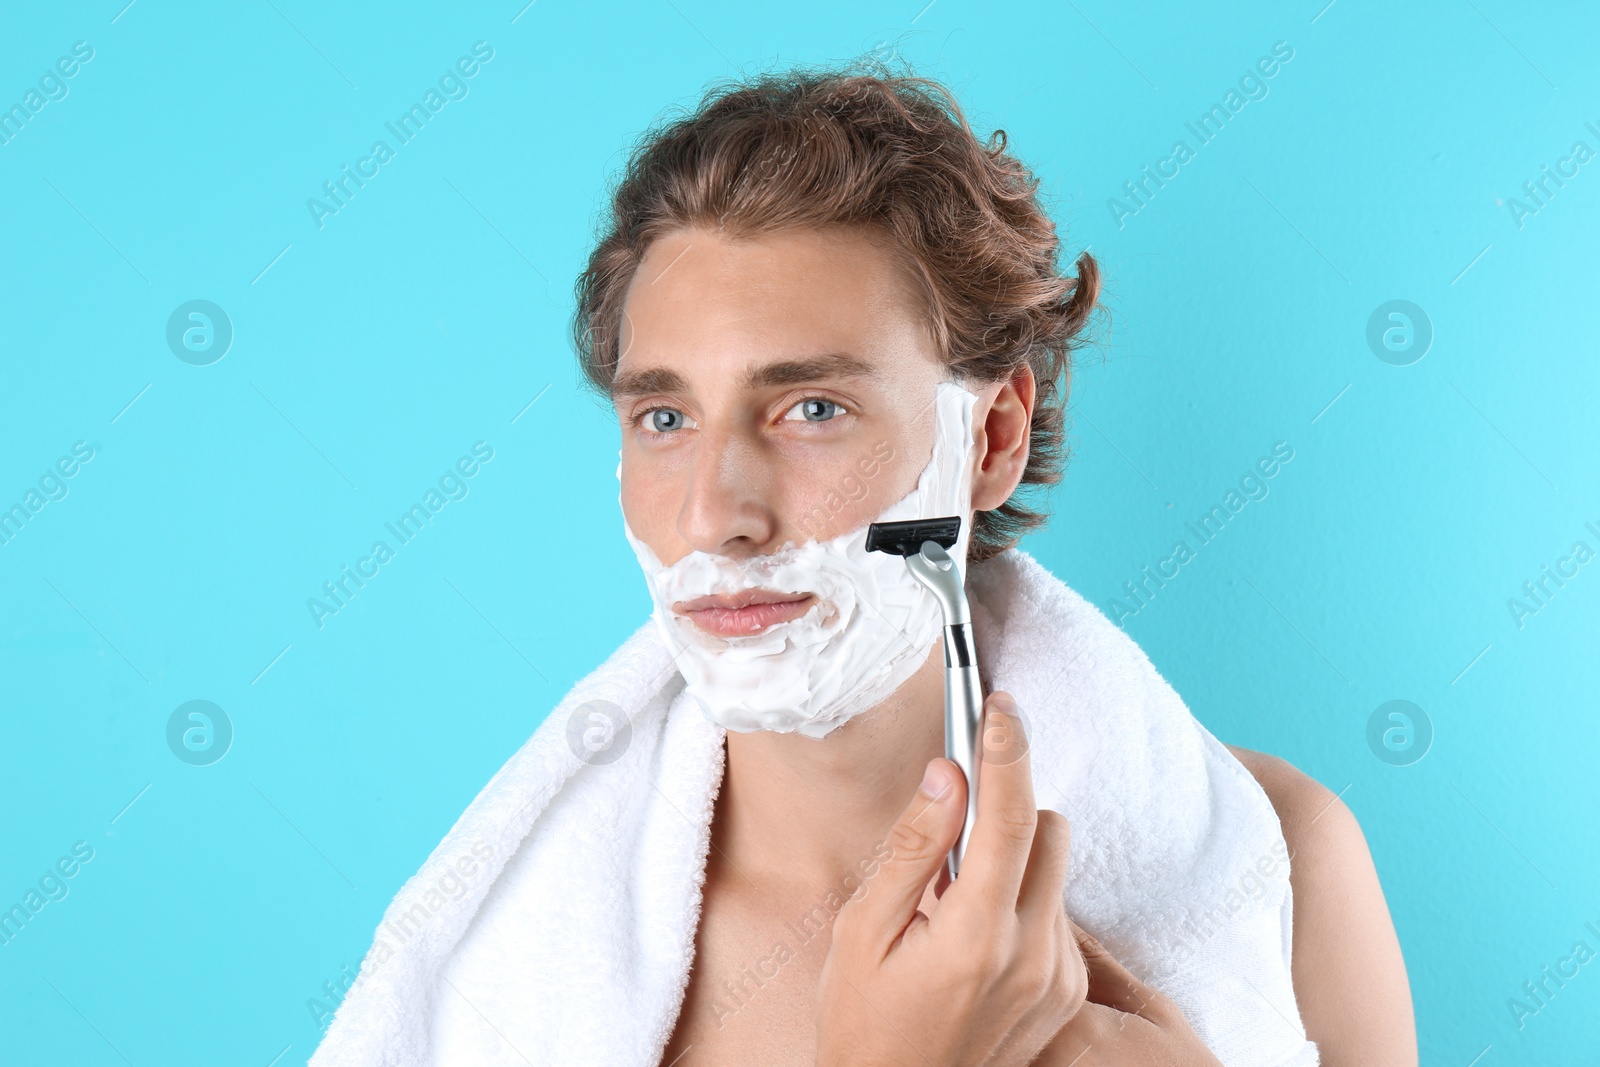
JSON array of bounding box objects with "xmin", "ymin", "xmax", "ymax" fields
[{"xmin": 610, "ymin": 353, "xmax": 878, "ymax": 401}]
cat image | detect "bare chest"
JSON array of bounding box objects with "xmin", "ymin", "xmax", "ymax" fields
[{"xmin": 658, "ymin": 876, "xmax": 851, "ymax": 1067}]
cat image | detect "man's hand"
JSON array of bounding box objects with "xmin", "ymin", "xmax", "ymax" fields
[
  {"xmin": 1033, "ymin": 921, "xmax": 1225, "ymax": 1066},
  {"xmin": 813, "ymin": 691, "xmax": 1088, "ymax": 1067}
]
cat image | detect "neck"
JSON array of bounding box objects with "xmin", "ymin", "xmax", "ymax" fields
[{"xmin": 709, "ymin": 640, "xmax": 947, "ymax": 898}]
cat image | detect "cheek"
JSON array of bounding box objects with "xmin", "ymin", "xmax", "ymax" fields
[
  {"xmin": 619, "ymin": 441, "xmax": 705, "ymax": 565},
  {"xmin": 621, "ymin": 494, "xmax": 666, "ymax": 535},
  {"xmin": 618, "ymin": 453, "xmax": 672, "ymax": 543},
  {"xmin": 779, "ymin": 434, "xmax": 927, "ymax": 542}
]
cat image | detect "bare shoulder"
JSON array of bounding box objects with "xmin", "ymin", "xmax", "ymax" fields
[
  {"xmin": 1225, "ymin": 745, "xmax": 1350, "ymax": 846},
  {"xmin": 1225, "ymin": 745, "xmax": 1418, "ymax": 1067}
]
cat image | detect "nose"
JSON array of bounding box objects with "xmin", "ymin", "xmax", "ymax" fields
[{"xmin": 676, "ymin": 426, "xmax": 779, "ymax": 558}]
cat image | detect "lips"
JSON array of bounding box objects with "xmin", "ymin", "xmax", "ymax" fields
[{"xmin": 672, "ymin": 588, "xmax": 817, "ymax": 637}]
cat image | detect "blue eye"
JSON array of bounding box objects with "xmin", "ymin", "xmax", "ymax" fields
[
  {"xmin": 787, "ymin": 397, "xmax": 845, "ymax": 423},
  {"xmin": 645, "ymin": 407, "xmax": 687, "ymax": 432}
]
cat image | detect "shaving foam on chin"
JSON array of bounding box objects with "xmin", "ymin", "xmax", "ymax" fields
[{"xmin": 617, "ymin": 380, "xmax": 980, "ymax": 739}]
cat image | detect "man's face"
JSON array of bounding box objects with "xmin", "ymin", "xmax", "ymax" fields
[{"xmin": 614, "ymin": 223, "xmax": 957, "ymax": 636}]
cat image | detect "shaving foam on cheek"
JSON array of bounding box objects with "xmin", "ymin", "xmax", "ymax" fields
[{"xmin": 617, "ymin": 380, "xmax": 980, "ymax": 739}]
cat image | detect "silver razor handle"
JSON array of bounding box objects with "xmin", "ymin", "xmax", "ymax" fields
[{"xmin": 904, "ymin": 540, "xmax": 985, "ymax": 881}]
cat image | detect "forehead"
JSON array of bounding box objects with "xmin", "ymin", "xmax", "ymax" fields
[{"xmin": 613, "ymin": 224, "xmax": 932, "ymax": 389}]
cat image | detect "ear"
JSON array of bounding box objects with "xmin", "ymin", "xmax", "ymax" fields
[{"xmin": 970, "ymin": 363, "xmax": 1035, "ymax": 513}]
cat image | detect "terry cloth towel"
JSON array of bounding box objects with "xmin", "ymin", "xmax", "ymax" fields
[{"xmin": 309, "ymin": 548, "xmax": 1321, "ymax": 1067}]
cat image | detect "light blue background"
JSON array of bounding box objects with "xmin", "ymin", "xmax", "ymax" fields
[{"xmin": 2, "ymin": 1, "xmax": 1596, "ymax": 1063}]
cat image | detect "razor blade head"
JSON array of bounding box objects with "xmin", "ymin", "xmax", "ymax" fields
[{"xmin": 864, "ymin": 516, "xmax": 962, "ymax": 558}]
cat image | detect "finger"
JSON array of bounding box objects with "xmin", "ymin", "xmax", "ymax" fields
[
  {"xmin": 948, "ymin": 691, "xmax": 1037, "ymax": 914},
  {"xmin": 1015, "ymin": 808, "xmax": 1072, "ymax": 924},
  {"xmin": 837, "ymin": 757, "xmax": 966, "ymax": 959},
  {"xmin": 929, "ymin": 853, "xmax": 953, "ymax": 901},
  {"xmin": 1069, "ymin": 919, "xmax": 1165, "ymax": 1021}
]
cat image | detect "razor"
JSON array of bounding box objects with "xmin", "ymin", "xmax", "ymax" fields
[{"xmin": 865, "ymin": 515, "xmax": 984, "ymax": 881}]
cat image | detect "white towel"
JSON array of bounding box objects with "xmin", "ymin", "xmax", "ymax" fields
[{"xmin": 309, "ymin": 548, "xmax": 1321, "ymax": 1067}]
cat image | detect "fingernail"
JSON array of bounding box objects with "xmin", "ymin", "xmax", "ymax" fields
[
  {"xmin": 919, "ymin": 761, "xmax": 949, "ymax": 799},
  {"xmin": 991, "ymin": 692, "xmax": 1017, "ymax": 716}
]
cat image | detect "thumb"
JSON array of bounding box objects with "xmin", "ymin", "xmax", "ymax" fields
[
  {"xmin": 835, "ymin": 757, "xmax": 966, "ymax": 958},
  {"xmin": 1069, "ymin": 919, "xmax": 1168, "ymax": 1023}
]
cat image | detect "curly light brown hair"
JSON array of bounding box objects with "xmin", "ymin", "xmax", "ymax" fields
[{"xmin": 571, "ymin": 57, "xmax": 1101, "ymax": 563}]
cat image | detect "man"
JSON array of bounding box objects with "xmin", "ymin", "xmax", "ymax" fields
[{"xmin": 311, "ymin": 65, "xmax": 1414, "ymax": 1067}]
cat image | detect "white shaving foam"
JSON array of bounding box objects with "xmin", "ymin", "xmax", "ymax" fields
[{"xmin": 617, "ymin": 380, "xmax": 980, "ymax": 738}]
